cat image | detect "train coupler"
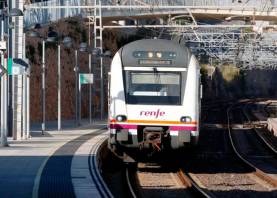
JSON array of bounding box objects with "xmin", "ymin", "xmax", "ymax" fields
[{"xmin": 138, "ymin": 127, "xmax": 164, "ymax": 152}]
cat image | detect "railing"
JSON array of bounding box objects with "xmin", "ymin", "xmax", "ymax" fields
[
  {"xmin": 24, "ymin": 0, "xmax": 276, "ymax": 27},
  {"xmin": 103, "ymin": 0, "xmax": 276, "ymax": 7}
]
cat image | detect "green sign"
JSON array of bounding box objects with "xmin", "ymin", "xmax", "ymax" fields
[
  {"xmin": 8, "ymin": 58, "xmax": 12, "ymax": 75},
  {"xmin": 79, "ymin": 73, "xmax": 94, "ymax": 84},
  {"xmin": 7, "ymin": 58, "xmax": 29, "ymax": 75}
]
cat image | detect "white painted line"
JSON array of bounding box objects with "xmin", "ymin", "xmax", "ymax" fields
[
  {"xmin": 72, "ymin": 131, "xmax": 113, "ymax": 198},
  {"xmin": 32, "ymin": 141, "xmax": 68, "ymax": 198}
]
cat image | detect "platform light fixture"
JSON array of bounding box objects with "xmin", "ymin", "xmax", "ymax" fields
[{"xmin": 8, "ymin": 8, "xmax": 24, "ymax": 17}]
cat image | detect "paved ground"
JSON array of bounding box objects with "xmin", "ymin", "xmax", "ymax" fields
[{"xmin": 0, "ymin": 120, "xmax": 107, "ymax": 198}]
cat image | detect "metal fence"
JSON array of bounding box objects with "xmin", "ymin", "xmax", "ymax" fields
[{"xmin": 24, "ymin": 0, "xmax": 276, "ymax": 27}]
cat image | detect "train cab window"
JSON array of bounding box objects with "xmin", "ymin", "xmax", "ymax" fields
[{"xmin": 125, "ymin": 71, "xmax": 181, "ymax": 105}]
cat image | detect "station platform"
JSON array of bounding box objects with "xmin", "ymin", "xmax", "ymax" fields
[{"xmin": 0, "ymin": 120, "xmax": 108, "ymax": 198}]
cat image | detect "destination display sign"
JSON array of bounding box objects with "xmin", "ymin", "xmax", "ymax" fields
[{"xmin": 138, "ymin": 59, "xmax": 172, "ymax": 66}]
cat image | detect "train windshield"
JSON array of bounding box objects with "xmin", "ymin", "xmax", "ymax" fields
[{"xmin": 125, "ymin": 71, "xmax": 181, "ymax": 105}]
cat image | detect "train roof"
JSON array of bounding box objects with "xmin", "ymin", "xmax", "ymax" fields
[{"xmin": 120, "ymin": 39, "xmax": 192, "ymax": 68}]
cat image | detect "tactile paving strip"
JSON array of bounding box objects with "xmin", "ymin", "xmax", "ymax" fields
[{"xmin": 38, "ymin": 129, "xmax": 105, "ymax": 198}]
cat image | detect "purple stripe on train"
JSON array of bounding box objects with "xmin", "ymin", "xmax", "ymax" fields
[{"xmin": 110, "ymin": 124, "xmax": 197, "ymax": 131}]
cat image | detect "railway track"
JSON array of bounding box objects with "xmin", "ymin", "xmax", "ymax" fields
[
  {"xmin": 102, "ymin": 99, "xmax": 277, "ymax": 197},
  {"xmin": 227, "ymin": 103, "xmax": 277, "ymax": 191},
  {"xmin": 243, "ymin": 102, "xmax": 277, "ymax": 153},
  {"xmin": 125, "ymin": 161, "xmax": 211, "ymax": 198},
  {"xmin": 265, "ymin": 101, "xmax": 277, "ymax": 118},
  {"xmin": 181, "ymin": 100, "xmax": 276, "ymax": 197}
]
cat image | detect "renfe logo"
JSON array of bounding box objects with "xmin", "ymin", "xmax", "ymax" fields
[{"xmin": 140, "ymin": 109, "xmax": 165, "ymax": 119}]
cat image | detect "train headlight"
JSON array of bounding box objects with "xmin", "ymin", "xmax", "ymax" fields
[
  {"xmin": 148, "ymin": 52, "xmax": 154, "ymax": 58},
  {"xmin": 116, "ymin": 115, "xmax": 127, "ymax": 122},
  {"xmin": 156, "ymin": 52, "xmax": 162, "ymax": 58},
  {"xmin": 180, "ymin": 116, "xmax": 192, "ymax": 123}
]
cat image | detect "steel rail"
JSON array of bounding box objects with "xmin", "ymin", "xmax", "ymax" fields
[
  {"xmin": 125, "ymin": 167, "xmax": 137, "ymax": 198},
  {"xmin": 126, "ymin": 162, "xmax": 213, "ymax": 198},
  {"xmin": 242, "ymin": 102, "xmax": 277, "ymax": 154},
  {"xmin": 227, "ymin": 103, "xmax": 277, "ymax": 188},
  {"xmin": 264, "ymin": 101, "xmax": 273, "ymax": 117},
  {"xmin": 177, "ymin": 169, "xmax": 213, "ymax": 198}
]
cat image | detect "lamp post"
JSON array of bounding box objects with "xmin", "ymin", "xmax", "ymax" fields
[
  {"xmin": 76, "ymin": 42, "xmax": 88, "ymax": 126},
  {"xmin": 27, "ymin": 31, "xmax": 53, "ymax": 135},
  {"xmin": 76, "ymin": 44, "xmax": 107, "ymax": 125},
  {"xmin": 41, "ymin": 39, "xmax": 45, "ymax": 134},
  {"xmin": 88, "ymin": 52, "xmax": 92, "ymax": 123},
  {"xmin": 91, "ymin": 48, "xmax": 111, "ymax": 120},
  {"xmin": 27, "ymin": 32, "xmax": 44, "ymax": 133},
  {"xmin": 87, "ymin": 48, "xmax": 97, "ymax": 124},
  {"xmin": 57, "ymin": 36, "xmax": 72, "ymax": 130},
  {"xmin": 28, "ymin": 29, "xmax": 72, "ymax": 131},
  {"xmin": 57, "ymin": 44, "xmax": 61, "ymax": 129},
  {"xmin": 74, "ymin": 49, "xmax": 79, "ymax": 126},
  {"xmin": 47, "ymin": 34, "xmax": 72, "ymax": 130},
  {"xmin": 76, "ymin": 45, "xmax": 95, "ymax": 125}
]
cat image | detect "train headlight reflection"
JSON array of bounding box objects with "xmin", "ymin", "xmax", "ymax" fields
[
  {"xmin": 116, "ymin": 115, "xmax": 127, "ymax": 122},
  {"xmin": 180, "ymin": 116, "xmax": 192, "ymax": 123}
]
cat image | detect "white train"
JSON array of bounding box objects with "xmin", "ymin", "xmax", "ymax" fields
[{"xmin": 108, "ymin": 39, "xmax": 201, "ymax": 152}]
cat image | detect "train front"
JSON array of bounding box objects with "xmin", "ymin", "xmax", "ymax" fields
[{"xmin": 109, "ymin": 39, "xmax": 200, "ymax": 152}]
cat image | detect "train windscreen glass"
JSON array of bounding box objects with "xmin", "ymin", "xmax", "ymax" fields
[{"xmin": 125, "ymin": 72, "xmax": 181, "ymax": 105}]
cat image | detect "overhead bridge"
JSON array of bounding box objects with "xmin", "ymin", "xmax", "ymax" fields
[
  {"xmin": 23, "ymin": 0, "xmax": 277, "ymax": 69},
  {"xmin": 24, "ymin": 0, "xmax": 277, "ymax": 27}
]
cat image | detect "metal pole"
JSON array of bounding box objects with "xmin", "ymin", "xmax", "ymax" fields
[
  {"xmin": 22, "ymin": 33, "xmax": 27, "ymax": 139},
  {"xmin": 1, "ymin": 53, "xmax": 8, "ymax": 146},
  {"xmin": 1, "ymin": 17, "xmax": 8, "ymax": 146},
  {"xmin": 79, "ymin": 73, "xmax": 81, "ymax": 125},
  {"xmin": 42, "ymin": 40, "xmax": 45, "ymax": 134},
  {"xmin": 100, "ymin": 56, "xmax": 103, "ymax": 120},
  {"xmin": 7, "ymin": 0, "xmax": 12, "ymax": 141},
  {"xmin": 89, "ymin": 53, "xmax": 92, "ymax": 123},
  {"xmin": 57, "ymin": 44, "xmax": 61, "ymax": 130},
  {"xmin": 75, "ymin": 49, "xmax": 79, "ymax": 126},
  {"xmin": 22, "ymin": 71, "xmax": 27, "ymax": 139},
  {"xmin": 27, "ymin": 68, "xmax": 30, "ymax": 138},
  {"xmin": 94, "ymin": 0, "xmax": 104, "ymax": 119},
  {"xmin": 99, "ymin": 0, "xmax": 104, "ymax": 120}
]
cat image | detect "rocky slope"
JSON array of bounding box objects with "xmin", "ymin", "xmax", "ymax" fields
[{"xmin": 26, "ymin": 17, "xmax": 120, "ymax": 122}]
